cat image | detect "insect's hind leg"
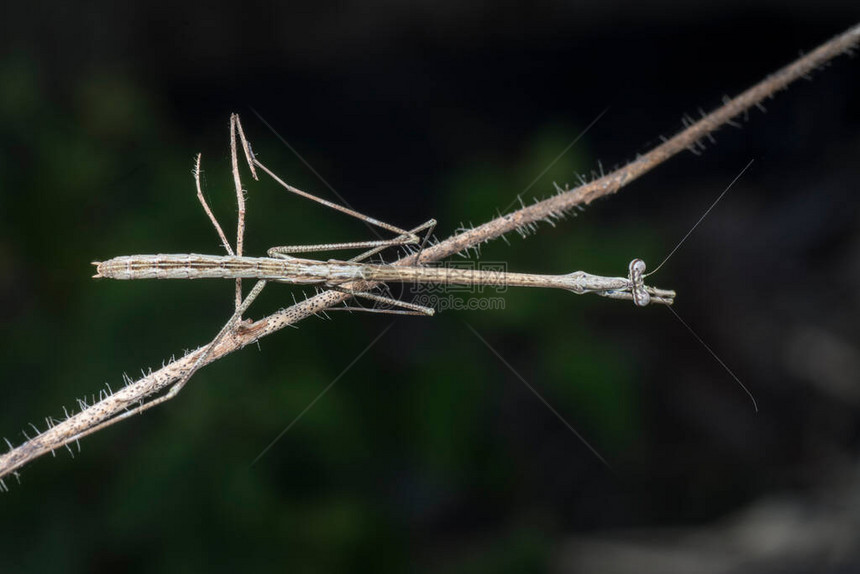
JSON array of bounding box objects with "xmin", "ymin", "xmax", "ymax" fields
[
  {"xmin": 318, "ymin": 219, "xmax": 438, "ymax": 316},
  {"xmin": 164, "ymin": 279, "xmax": 268, "ymax": 400},
  {"xmin": 326, "ymin": 284, "xmax": 435, "ymax": 316},
  {"xmin": 68, "ymin": 280, "xmax": 268, "ymax": 444}
]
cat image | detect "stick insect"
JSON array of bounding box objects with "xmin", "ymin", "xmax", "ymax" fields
[{"xmin": 91, "ymin": 115, "xmax": 675, "ymax": 420}]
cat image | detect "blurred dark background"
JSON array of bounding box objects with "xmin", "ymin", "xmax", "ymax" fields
[{"xmin": 1, "ymin": 2, "xmax": 859, "ymax": 572}]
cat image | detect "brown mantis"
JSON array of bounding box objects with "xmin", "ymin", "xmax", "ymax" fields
[{"xmin": 90, "ymin": 114, "xmax": 675, "ymax": 422}]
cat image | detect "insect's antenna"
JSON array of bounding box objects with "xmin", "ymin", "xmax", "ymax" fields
[
  {"xmin": 646, "ymin": 160, "xmax": 758, "ymax": 411},
  {"xmin": 665, "ymin": 305, "xmax": 758, "ymax": 412},
  {"xmin": 646, "ymin": 159, "xmax": 755, "ymax": 278}
]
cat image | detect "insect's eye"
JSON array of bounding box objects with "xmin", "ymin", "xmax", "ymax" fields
[
  {"xmin": 634, "ymin": 290, "xmax": 651, "ymax": 307},
  {"xmin": 630, "ymin": 259, "xmax": 647, "ymax": 275}
]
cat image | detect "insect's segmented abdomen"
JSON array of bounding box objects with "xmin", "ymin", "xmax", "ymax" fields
[{"xmin": 94, "ymin": 254, "xmax": 300, "ymax": 281}]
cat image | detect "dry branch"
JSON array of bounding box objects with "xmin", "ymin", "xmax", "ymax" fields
[{"xmin": 1, "ymin": 22, "xmax": 858, "ymax": 484}]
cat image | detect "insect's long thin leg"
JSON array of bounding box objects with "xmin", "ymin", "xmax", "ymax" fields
[
  {"xmin": 253, "ymin": 158, "xmax": 414, "ymax": 238},
  {"xmin": 414, "ymin": 219, "xmax": 437, "ymax": 265},
  {"xmin": 161, "ymin": 279, "xmax": 267, "ymax": 400},
  {"xmin": 267, "ymin": 237, "xmax": 419, "ymax": 260},
  {"xmin": 327, "ymin": 275, "xmax": 431, "ymax": 315},
  {"xmin": 326, "ymin": 285, "xmax": 435, "ymax": 316},
  {"xmin": 349, "ymin": 219, "xmax": 437, "ymax": 263},
  {"xmin": 266, "ymin": 219, "xmax": 438, "ymax": 265},
  {"xmin": 326, "ymin": 306, "xmax": 431, "ymax": 316},
  {"xmin": 236, "ymin": 115, "xmax": 433, "ymax": 262},
  {"xmin": 233, "ymin": 114, "xmax": 258, "ymax": 180},
  {"xmin": 68, "ymin": 280, "xmax": 269, "ymax": 443},
  {"xmin": 329, "ymin": 219, "xmax": 440, "ymax": 315},
  {"xmin": 193, "ymin": 154, "xmax": 235, "ymax": 256},
  {"xmin": 230, "ymin": 114, "xmax": 250, "ymax": 312}
]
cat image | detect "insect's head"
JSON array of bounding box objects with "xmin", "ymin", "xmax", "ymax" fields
[{"xmin": 628, "ymin": 258, "xmax": 651, "ymax": 307}]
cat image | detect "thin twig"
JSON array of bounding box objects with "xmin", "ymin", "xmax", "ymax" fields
[{"xmin": 1, "ymin": 23, "xmax": 857, "ymax": 480}]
